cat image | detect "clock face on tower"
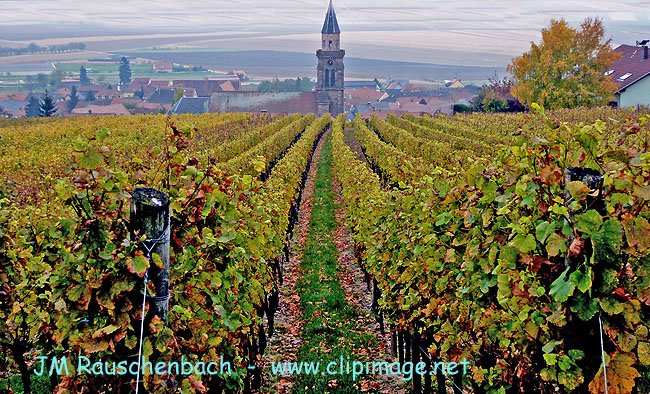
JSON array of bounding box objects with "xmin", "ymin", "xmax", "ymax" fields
[{"xmin": 327, "ymin": 58, "xmax": 334, "ymax": 66}]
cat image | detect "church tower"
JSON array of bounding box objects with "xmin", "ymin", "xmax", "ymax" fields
[{"xmin": 316, "ymin": 0, "xmax": 345, "ymax": 116}]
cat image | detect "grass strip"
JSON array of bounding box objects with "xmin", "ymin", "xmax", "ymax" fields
[{"xmin": 291, "ymin": 133, "xmax": 380, "ymax": 394}]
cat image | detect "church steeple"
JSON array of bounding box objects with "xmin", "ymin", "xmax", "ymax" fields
[
  {"xmin": 322, "ymin": 0, "xmax": 340, "ymax": 34},
  {"xmin": 316, "ymin": 0, "xmax": 345, "ymax": 116}
]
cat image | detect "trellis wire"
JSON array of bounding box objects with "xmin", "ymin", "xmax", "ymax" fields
[{"xmin": 134, "ymin": 225, "xmax": 168, "ymax": 394}]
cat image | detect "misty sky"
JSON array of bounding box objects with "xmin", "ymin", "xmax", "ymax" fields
[{"xmin": 1, "ymin": 1, "xmax": 649, "ymax": 67}]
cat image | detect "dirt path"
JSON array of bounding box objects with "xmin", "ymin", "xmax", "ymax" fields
[{"xmin": 258, "ymin": 129, "xmax": 326, "ymax": 394}]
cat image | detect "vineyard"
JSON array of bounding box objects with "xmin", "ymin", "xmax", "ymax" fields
[{"xmin": 0, "ymin": 106, "xmax": 649, "ymax": 394}]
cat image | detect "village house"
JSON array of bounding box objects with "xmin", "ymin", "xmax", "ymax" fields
[
  {"xmin": 153, "ymin": 61, "xmax": 174, "ymax": 73},
  {"xmin": 609, "ymin": 42, "xmax": 650, "ymax": 108}
]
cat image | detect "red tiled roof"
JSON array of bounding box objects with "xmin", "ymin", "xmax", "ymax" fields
[
  {"xmin": 153, "ymin": 61, "xmax": 173, "ymax": 72},
  {"xmin": 345, "ymin": 88, "xmax": 384, "ymax": 102},
  {"xmin": 125, "ymin": 78, "xmax": 151, "ymax": 93},
  {"xmin": 218, "ymin": 80, "xmax": 236, "ymax": 92},
  {"xmin": 609, "ymin": 45, "xmax": 650, "ymax": 91},
  {"xmin": 150, "ymin": 80, "xmax": 172, "ymax": 88},
  {"xmin": 7, "ymin": 92, "xmax": 27, "ymax": 101},
  {"xmin": 72, "ymin": 104, "xmax": 130, "ymax": 116}
]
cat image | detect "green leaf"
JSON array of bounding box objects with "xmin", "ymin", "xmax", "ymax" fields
[
  {"xmin": 593, "ymin": 218, "xmax": 623, "ymax": 264},
  {"xmin": 543, "ymin": 339, "xmax": 563, "ymax": 353},
  {"xmin": 536, "ymin": 221, "xmax": 558, "ymax": 244},
  {"xmin": 216, "ymin": 232, "xmax": 236, "ymax": 243},
  {"xmin": 574, "ymin": 210, "xmax": 603, "ymax": 237},
  {"xmin": 599, "ymin": 298, "xmax": 624, "ymax": 315},
  {"xmin": 543, "ymin": 353, "xmax": 558, "ymax": 365},
  {"xmin": 512, "ymin": 233, "xmax": 536, "ymax": 253},
  {"xmin": 570, "ymin": 293, "xmax": 599, "ymax": 320},
  {"xmin": 568, "ymin": 349, "xmax": 585, "ymax": 360},
  {"xmin": 127, "ymin": 254, "xmax": 148, "ymax": 275},
  {"xmin": 558, "ymin": 369, "xmax": 583, "ymax": 391},
  {"xmin": 639, "ymin": 342, "xmax": 650, "ymax": 366},
  {"xmin": 151, "ymin": 253, "xmax": 164, "ymax": 269},
  {"xmin": 546, "ymin": 233, "xmax": 567, "ymax": 257},
  {"xmin": 550, "ymin": 268, "xmax": 575, "ymax": 302},
  {"xmin": 567, "ymin": 181, "xmax": 591, "ymax": 202},
  {"xmin": 634, "ymin": 186, "xmax": 650, "ymax": 201},
  {"xmin": 570, "ymin": 266, "xmax": 592, "ymax": 293},
  {"xmin": 558, "ymin": 355, "xmax": 572, "ymax": 371},
  {"xmin": 610, "ymin": 193, "xmax": 634, "ymax": 207},
  {"xmin": 604, "ymin": 149, "xmax": 630, "ymax": 164},
  {"xmin": 79, "ymin": 147, "xmax": 103, "ymax": 170}
]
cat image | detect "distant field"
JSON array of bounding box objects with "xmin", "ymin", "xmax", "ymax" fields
[
  {"xmin": 121, "ymin": 49, "xmax": 503, "ymax": 81},
  {"xmin": 0, "ymin": 51, "xmax": 106, "ymax": 65},
  {"xmin": 55, "ymin": 63, "xmax": 153, "ymax": 73},
  {"xmin": 122, "ymin": 47, "xmax": 237, "ymax": 54}
]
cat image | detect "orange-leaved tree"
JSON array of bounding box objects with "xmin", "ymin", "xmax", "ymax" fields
[{"xmin": 508, "ymin": 18, "xmax": 620, "ymax": 110}]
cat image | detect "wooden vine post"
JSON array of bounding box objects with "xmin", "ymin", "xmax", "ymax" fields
[
  {"xmin": 130, "ymin": 187, "xmax": 171, "ymax": 322},
  {"xmin": 563, "ymin": 167, "xmax": 606, "ymax": 393}
]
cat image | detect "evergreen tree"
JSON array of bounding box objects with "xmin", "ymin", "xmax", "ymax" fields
[
  {"xmin": 119, "ymin": 57, "xmax": 132, "ymax": 87},
  {"xmin": 68, "ymin": 85, "xmax": 80, "ymax": 111},
  {"xmin": 79, "ymin": 66, "xmax": 90, "ymax": 85},
  {"xmin": 86, "ymin": 90, "xmax": 96, "ymax": 102},
  {"xmin": 39, "ymin": 91, "xmax": 57, "ymax": 117},
  {"xmin": 25, "ymin": 96, "xmax": 40, "ymax": 117}
]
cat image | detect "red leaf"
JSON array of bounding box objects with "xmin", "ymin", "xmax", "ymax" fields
[
  {"xmin": 188, "ymin": 376, "xmax": 207, "ymax": 393},
  {"xmin": 568, "ymin": 236, "xmax": 585, "ymax": 259}
]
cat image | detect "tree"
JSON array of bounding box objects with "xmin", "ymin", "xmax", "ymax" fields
[
  {"xmin": 79, "ymin": 66, "xmax": 90, "ymax": 85},
  {"xmin": 86, "ymin": 90, "xmax": 96, "ymax": 102},
  {"xmin": 25, "ymin": 96, "xmax": 40, "ymax": 117},
  {"xmin": 49, "ymin": 68, "xmax": 65, "ymax": 88},
  {"xmin": 119, "ymin": 57, "xmax": 131, "ymax": 87},
  {"xmin": 37, "ymin": 73, "xmax": 48, "ymax": 89},
  {"xmin": 68, "ymin": 85, "xmax": 79, "ymax": 111},
  {"xmin": 39, "ymin": 91, "xmax": 57, "ymax": 117},
  {"xmin": 508, "ymin": 18, "xmax": 620, "ymax": 110},
  {"xmin": 25, "ymin": 75, "xmax": 35, "ymax": 92},
  {"xmin": 173, "ymin": 88, "xmax": 184, "ymax": 105},
  {"xmin": 27, "ymin": 43, "xmax": 39, "ymax": 54},
  {"xmin": 472, "ymin": 72, "xmax": 525, "ymax": 113}
]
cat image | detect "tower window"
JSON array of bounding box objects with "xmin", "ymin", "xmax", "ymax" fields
[
  {"xmin": 331, "ymin": 69, "xmax": 335, "ymax": 86},
  {"xmin": 325, "ymin": 69, "xmax": 330, "ymax": 87},
  {"xmin": 329, "ymin": 40, "xmax": 332, "ymax": 48}
]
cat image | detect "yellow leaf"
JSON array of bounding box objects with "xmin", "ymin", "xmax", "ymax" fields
[
  {"xmin": 639, "ymin": 342, "xmax": 650, "ymax": 366},
  {"xmin": 589, "ymin": 352, "xmax": 640, "ymax": 394}
]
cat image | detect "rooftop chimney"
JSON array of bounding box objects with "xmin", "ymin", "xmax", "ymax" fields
[{"xmin": 636, "ymin": 40, "xmax": 649, "ymax": 60}]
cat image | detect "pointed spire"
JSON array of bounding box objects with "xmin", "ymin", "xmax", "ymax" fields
[{"xmin": 321, "ymin": 0, "xmax": 340, "ymax": 34}]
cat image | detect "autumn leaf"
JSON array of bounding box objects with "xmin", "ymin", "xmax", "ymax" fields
[
  {"xmin": 638, "ymin": 342, "xmax": 650, "ymax": 366},
  {"xmin": 127, "ymin": 254, "xmax": 148, "ymax": 276},
  {"xmin": 188, "ymin": 375, "xmax": 207, "ymax": 393},
  {"xmin": 567, "ymin": 181, "xmax": 592, "ymax": 202},
  {"xmin": 589, "ymin": 352, "xmax": 640, "ymax": 394},
  {"xmin": 92, "ymin": 325, "xmax": 119, "ymax": 339}
]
